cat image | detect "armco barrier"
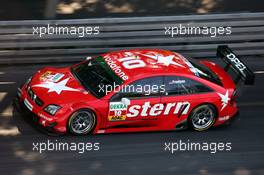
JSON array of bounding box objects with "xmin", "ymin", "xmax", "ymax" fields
[{"xmin": 0, "ymin": 12, "xmax": 264, "ymax": 64}]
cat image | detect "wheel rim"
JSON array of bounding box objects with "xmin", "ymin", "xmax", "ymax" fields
[
  {"xmin": 70, "ymin": 111, "xmax": 94, "ymax": 134},
  {"xmin": 191, "ymin": 106, "xmax": 215, "ymax": 130}
]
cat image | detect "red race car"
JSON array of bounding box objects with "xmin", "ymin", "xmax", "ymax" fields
[{"xmin": 15, "ymin": 45, "xmax": 254, "ymax": 135}]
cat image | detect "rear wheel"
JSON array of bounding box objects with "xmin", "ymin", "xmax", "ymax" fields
[
  {"xmin": 189, "ymin": 104, "xmax": 216, "ymax": 131},
  {"xmin": 68, "ymin": 109, "xmax": 96, "ymax": 135}
]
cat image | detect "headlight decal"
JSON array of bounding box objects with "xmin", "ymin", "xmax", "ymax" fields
[{"xmin": 44, "ymin": 104, "xmax": 61, "ymax": 115}]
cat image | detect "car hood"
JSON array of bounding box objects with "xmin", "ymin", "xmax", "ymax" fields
[{"xmin": 29, "ymin": 66, "xmax": 97, "ymax": 105}]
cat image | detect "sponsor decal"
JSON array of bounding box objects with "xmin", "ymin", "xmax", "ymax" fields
[
  {"xmin": 127, "ymin": 101, "xmax": 190, "ymax": 117},
  {"xmin": 40, "ymin": 71, "xmax": 64, "ymax": 82},
  {"xmin": 226, "ymin": 53, "xmax": 246, "ymax": 76},
  {"xmin": 217, "ymin": 90, "xmax": 230, "ymax": 111},
  {"xmin": 108, "ymin": 102, "xmax": 128, "ymax": 121},
  {"xmin": 169, "ymin": 79, "xmax": 186, "ymax": 84},
  {"xmin": 38, "ymin": 113, "xmax": 52, "ymax": 121},
  {"xmin": 104, "ymin": 56, "xmax": 129, "ymax": 81},
  {"xmin": 40, "ymin": 71, "xmax": 52, "ymax": 81},
  {"xmin": 97, "ymin": 130, "xmax": 106, "ymax": 133},
  {"xmin": 108, "ymin": 101, "xmax": 191, "ymax": 120},
  {"xmin": 33, "ymin": 78, "xmax": 79, "ymax": 95},
  {"xmin": 51, "ymin": 73, "xmax": 64, "ymax": 82},
  {"xmin": 24, "ymin": 98, "xmax": 33, "ymax": 111},
  {"xmin": 218, "ymin": 115, "xmax": 230, "ymax": 121}
]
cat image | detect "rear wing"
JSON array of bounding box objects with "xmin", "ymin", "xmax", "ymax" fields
[{"xmin": 217, "ymin": 45, "xmax": 255, "ymax": 85}]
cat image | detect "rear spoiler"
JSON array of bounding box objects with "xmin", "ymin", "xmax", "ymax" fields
[{"xmin": 217, "ymin": 45, "xmax": 255, "ymax": 85}]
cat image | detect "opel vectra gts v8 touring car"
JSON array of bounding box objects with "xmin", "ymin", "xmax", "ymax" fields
[{"xmin": 15, "ymin": 46, "xmax": 254, "ymax": 135}]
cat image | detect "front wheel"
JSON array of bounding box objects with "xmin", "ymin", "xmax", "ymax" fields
[
  {"xmin": 189, "ymin": 104, "xmax": 217, "ymax": 131},
  {"xmin": 68, "ymin": 109, "xmax": 96, "ymax": 135}
]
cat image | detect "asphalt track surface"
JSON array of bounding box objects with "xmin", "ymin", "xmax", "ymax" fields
[{"xmin": 0, "ymin": 57, "xmax": 264, "ymax": 175}]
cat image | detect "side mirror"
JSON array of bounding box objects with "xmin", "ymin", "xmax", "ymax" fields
[
  {"xmin": 86, "ymin": 56, "xmax": 92, "ymax": 60},
  {"xmin": 121, "ymin": 98, "xmax": 130, "ymax": 105}
]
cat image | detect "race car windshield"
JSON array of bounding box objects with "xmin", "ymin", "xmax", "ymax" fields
[
  {"xmin": 189, "ymin": 59, "xmax": 223, "ymax": 86},
  {"xmin": 71, "ymin": 56, "xmax": 124, "ymax": 98}
]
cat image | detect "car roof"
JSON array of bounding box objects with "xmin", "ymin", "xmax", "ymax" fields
[{"xmin": 101, "ymin": 48, "xmax": 197, "ymax": 81}]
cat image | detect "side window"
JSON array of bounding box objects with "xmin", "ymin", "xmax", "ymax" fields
[
  {"xmin": 164, "ymin": 76, "xmax": 213, "ymax": 96},
  {"xmin": 111, "ymin": 76, "xmax": 163, "ymax": 101}
]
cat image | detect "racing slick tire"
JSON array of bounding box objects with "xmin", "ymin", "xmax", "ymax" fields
[
  {"xmin": 188, "ymin": 104, "xmax": 217, "ymax": 131},
  {"xmin": 68, "ymin": 109, "xmax": 96, "ymax": 135}
]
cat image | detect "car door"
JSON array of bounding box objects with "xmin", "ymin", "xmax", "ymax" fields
[
  {"xmin": 160, "ymin": 76, "xmax": 214, "ymax": 129},
  {"xmin": 106, "ymin": 76, "xmax": 163, "ymax": 129}
]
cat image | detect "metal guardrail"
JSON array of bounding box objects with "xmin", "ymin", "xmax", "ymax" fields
[{"xmin": 0, "ymin": 12, "xmax": 264, "ymax": 64}]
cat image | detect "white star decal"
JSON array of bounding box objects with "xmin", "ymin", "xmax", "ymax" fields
[
  {"xmin": 33, "ymin": 78, "xmax": 79, "ymax": 95},
  {"xmin": 217, "ymin": 90, "xmax": 230, "ymax": 111},
  {"xmin": 141, "ymin": 54, "xmax": 185, "ymax": 67}
]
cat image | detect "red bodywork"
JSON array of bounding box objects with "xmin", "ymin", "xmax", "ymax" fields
[{"xmin": 17, "ymin": 49, "xmax": 238, "ymax": 134}]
